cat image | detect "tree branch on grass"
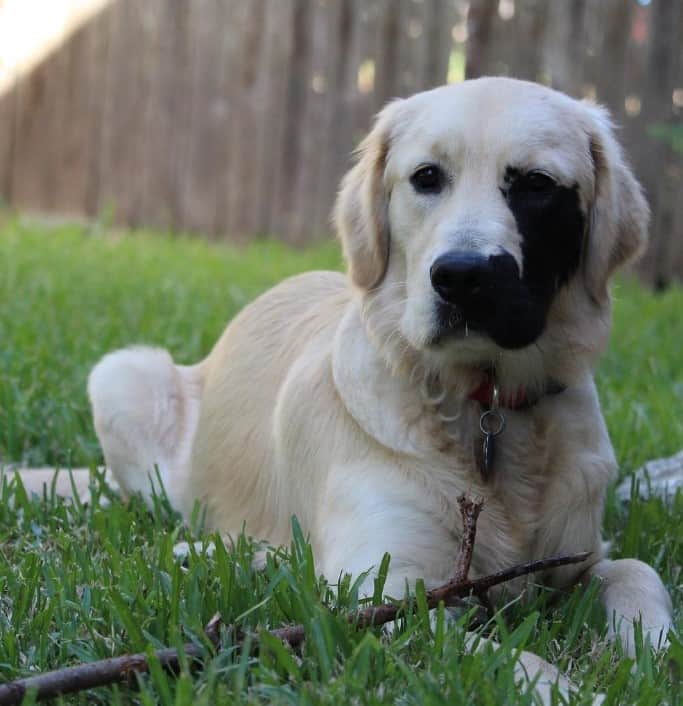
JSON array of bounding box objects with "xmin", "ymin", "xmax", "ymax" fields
[{"xmin": 0, "ymin": 495, "xmax": 590, "ymax": 705}]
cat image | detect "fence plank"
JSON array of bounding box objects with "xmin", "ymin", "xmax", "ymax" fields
[
  {"xmin": 270, "ymin": 0, "xmax": 315, "ymax": 242},
  {"xmin": 424, "ymin": 0, "xmax": 457, "ymax": 90},
  {"xmin": 0, "ymin": 75, "xmax": 17, "ymax": 203},
  {"xmin": 375, "ymin": 0, "xmax": 402, "ymax": 107},
  {"xmin": 51, "ymin": 22, "xmax": 96, "ymax": 215},
  {"xmin": 84, "ymin": 6, "xmax": 112, "ymax": 218},
  {"xmin": 9, "ymin": 59, "xmax": 56, "ymax": 209},
  {"xmin": 96, "ymin": 0, "xmax": 149, "ymax": 225},
  {"xmin": 175, "ymin": 0, "xmax": 228, "ymax": 235},
  {"xmin": 261, "ymin": 0, "xmax": 297, "ymax": 239}
]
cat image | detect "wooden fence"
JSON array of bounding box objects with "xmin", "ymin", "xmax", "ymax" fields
[
  {"xmin": 0, "ymin": 0, "xmax": 681, "ymax": 284},
  {"xmin": 0, "ymin": 0, "xmax": 458, "ymax": 244}
]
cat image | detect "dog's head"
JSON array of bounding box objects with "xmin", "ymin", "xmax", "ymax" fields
[{"xmin": 334, "ymin": 78, "xmax": 648, "ymax": 388}]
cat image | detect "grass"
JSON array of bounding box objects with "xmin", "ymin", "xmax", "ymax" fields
[{"xmin": 0, "ymin": 214, "xmax": 682, "ymax": 704}]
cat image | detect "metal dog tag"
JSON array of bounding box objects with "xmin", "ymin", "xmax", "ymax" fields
[
  {"xmin": 483, "ymin": 427, "xmax": 496, "ymax": 474},
  {"xmin": 478, "ymin": 384, "xmax": 506, "ymax": 481}
]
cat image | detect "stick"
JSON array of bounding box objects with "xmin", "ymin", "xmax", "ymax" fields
[
  {"xmin": 209, "ymin": 545, "xmax": 591, "ymax": 646},
  {"xmin": 203, "ymin": 612, "xmax": 223, "ymax": 646},
  {"xmin": 453, "ymin": 495, "xmax": 483, "ymax": 583},
  {"xmin": 0, "ymin": 494, "xmax": 590, "ymax": 705},
  {"xmin": 0, "ymin": 551, "xmax": 590, "ymax": 705},
  {"xmin": 0, "ymin": 611, "xmax": 227, "ymax": 706},
  {"xmin": 428, "ymin": 551, "xmax": 590, "ymax": 606}
]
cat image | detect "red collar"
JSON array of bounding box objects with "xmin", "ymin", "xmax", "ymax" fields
[{"xmin": 468, "ymin": 376, "xmax": 566, "ymax": 411}]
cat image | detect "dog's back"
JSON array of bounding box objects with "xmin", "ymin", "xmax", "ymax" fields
[{"xmin": 187, "ymin": 271, "xmax": 349, "ymax": 540}]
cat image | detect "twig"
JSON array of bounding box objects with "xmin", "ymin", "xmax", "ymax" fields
[
  {"xmin": 0, "ymin": 495, "xmax": 590, "ymax": 705},
  {"xmin": 0, "ymin": 613, "xmax": 226, "ymax": 706},
  {"xmin": 263, "ymin": 549, "xmax": 592, "ymax": 654},
  {"xmin": 0, "ymin": 645, "xmax": 202, "ymax": 706},
  {"xmin": 453, "ymin": 494, "xmax": 483, "ymax": 583},
  {"xmin": 428, "ymin": 551, "xmax": 590, "ymax": 606},
  {"xmin": 203, "ymin": 612, "xmax": 223, "ymax": 647}
]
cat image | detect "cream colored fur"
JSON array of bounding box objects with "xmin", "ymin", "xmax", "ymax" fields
[{"xmin": 15, "ymin": 78, "xmax": 672, "ymax": 702}]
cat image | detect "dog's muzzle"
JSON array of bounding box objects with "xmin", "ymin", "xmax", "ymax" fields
[{"xmin": 429, "ymin": 250, "xmax": 547, "ymax": 349}]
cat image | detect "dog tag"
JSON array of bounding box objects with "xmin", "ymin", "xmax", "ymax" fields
[
  {"xmin": 479, "ymin": 408, "xmax": 505, "ymax": 481},
  {"xmin": 483, "ymin": 429, "xmax": 495, "ymax": 475}
]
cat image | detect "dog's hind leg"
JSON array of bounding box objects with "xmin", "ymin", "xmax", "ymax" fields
[
  {"xmin": 1, "ymin": 466, "xmax": 107, "ymax": 503},
  {"xmin": 88, "ymin": 346, "xmax": 202, "ymax": 514}
]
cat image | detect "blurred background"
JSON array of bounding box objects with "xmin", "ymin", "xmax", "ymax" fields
[{"xmin": 0, "ymin": 0, "xmax": 681, "ymax": 287}]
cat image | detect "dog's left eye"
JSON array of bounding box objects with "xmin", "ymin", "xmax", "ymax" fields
[
  {"xmin": 521, "ymin": 170, "xmax": 557, "ymax": 194},
  {"xmin": 410, "ymin": 165, "xmax": 445, "ymax": 194}
]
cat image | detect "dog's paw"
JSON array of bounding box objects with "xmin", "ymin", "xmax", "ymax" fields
[
  {"xmin": 173, "ymin": 540, "xmax": 216, "ymax": 564},
  {"xmin": 173, "ymin": 541, "xmax": 270, "ymax": 571},
  {"xmin": 80, "ymin": 468, "xmax": 121, "ymax": 507}
]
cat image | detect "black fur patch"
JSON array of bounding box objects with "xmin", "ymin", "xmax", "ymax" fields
[
  {"xmin": 431, "ymin": 167, "xmax": 585, "ymax": 350},
  {"xmin": 502, "ymin": 166, "xmax": 585, "ymax": 295},
  {"xmin": 433, "ymin": 251, "xmax": 550, "ymax": 349}
]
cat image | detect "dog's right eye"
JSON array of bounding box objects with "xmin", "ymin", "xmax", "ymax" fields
[{"xmin": 410, "ymin": 165, "xmax": 445, "ymax": 194}]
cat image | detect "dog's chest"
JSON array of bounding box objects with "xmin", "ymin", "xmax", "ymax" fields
[{"xmin": 431, "ymin": 401, "xmax": 554, "ymax": 571}]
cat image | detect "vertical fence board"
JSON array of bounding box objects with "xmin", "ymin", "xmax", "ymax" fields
[
  {"xmin": 543, "ymin": 1, "xmax": 587, "ymax": 96},
  {"xmin": 424, "ymin": 0, "xmax": 457, "ymax": 89},
  {"xmin": 261, "ymin": 0, "xmax": 297, "ymax": 239},
  {"xmin": 84, "ymin": 7, "xmax": 111, "ymax": 218},
  {"xmin": 0, "ymin": 75, "xmax": 16, "ymax": 203},
  {"xmin": 308, "ymin": 0, "xmax": 347, "ymax": 236},
  {"xmin": 375, "ymin": 0, "xmax": 402, "ymax": 106},
  {"xmin": 96, "ymin": 0, "xmax": 149, "ymax": 225},
  {"xmin": 248, "ymin": 0, "xmax": 292, "ymax": 238},
  {"xmin": 51, "ymin": 23, "xmax": 95, "ymax": 214},
  {"xmin": 177, "ymin": 0, "xmax": 227, "ymax": 235},
  {"xmin": 288, "ymin": 0, "xmax": 335, "ymax": 241},
  {"xmin": 10, "ymin": 61, "xmax": 52, "ymax": 209},
  {"xmin": 270, "ymin": 0, "xmax": 315, "ymax": 241},
  {"xmin": 318, "ymin": 0, "xmax": 356, "ymax": 231}
]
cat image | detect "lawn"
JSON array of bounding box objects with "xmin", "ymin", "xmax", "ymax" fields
[{"xmin": 0, "ymin": 215, "xmax": 681, "ymax": 705}]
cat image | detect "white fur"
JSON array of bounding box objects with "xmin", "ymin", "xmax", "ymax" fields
[
  {"xmin": 17, "ymin": 79, "xmax": 671, "ymax": 704},
  {"xmin": 87, "ymin": 346, "xmax": 202, "ymax": 510}
]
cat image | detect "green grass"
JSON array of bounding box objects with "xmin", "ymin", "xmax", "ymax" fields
[{"xmin": 1, "ymin": 215, "xmax": 682, "ymax": 704}]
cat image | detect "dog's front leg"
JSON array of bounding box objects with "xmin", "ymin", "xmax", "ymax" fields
[
  {"xmin": 313, "ymin": 462, "xmax": 461, "ymax": 598},
  {"xmin": 314, "ymin": 463, "xmax": 602, "ymax": 705},
  {"xmin": 466, "ymin": 634, "xmax": 605, "ymax": 706},
  {"xmin": 587, "ymin": 557, "xmax": 673, "ymax": 655}
]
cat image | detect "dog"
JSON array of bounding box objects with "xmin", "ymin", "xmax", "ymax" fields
[{"xmin": 15, "ymin": 78, "xmax": 673, "ymax": 701}]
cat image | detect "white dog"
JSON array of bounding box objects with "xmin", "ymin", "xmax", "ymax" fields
[{"xmin": 16, "ymin": 78, "xmax": 673, "ymax": 702}]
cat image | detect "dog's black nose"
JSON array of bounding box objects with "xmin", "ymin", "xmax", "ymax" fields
[{"xmin": 430, "ymin": 252, "xmax": 493, "ymax": 304}]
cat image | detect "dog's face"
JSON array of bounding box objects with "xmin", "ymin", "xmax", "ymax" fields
[{"xmin": 335, "ymin": 79, "xmax": 648, "ymax": 384}]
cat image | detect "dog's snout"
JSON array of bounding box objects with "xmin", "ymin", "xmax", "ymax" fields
[{"xmin": 429, "ymin": 252, "xmax": 493, "ymax": 304}]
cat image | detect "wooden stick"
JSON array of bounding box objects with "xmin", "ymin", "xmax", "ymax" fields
[
  {"xmin": 0, "ymin": 613, "xmax": 224, "ymax": 705},
  {"xmin": 0, "ymin": 494, "xmax": 590, "ymax": 705},
  {"xmin": 453, "ymin": 494, "xmax": 483, "ymax": 583},
  {"xmin": 0, "ymin": 551, "xmax": 589, "ymax": 705},
  {"xmin": 266, "ymin": 550, "xmax": 591, "ymax": 647}
]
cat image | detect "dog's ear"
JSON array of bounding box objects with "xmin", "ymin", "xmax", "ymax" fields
[
  {"xmin": 583, "ymin": 104, "xmax": 649, "ymax": 301},
  {"xmin": 334, "ymin": 100, "xmax": 403, "ymax": 290}
]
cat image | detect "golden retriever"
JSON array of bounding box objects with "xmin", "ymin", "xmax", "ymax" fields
[{"xmin": 17, "ymin": 78, "xmax": 673, "ymax": 701}]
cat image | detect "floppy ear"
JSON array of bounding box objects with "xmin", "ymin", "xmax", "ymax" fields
[
  {"xmin": 333, "ymin": 100, "xmax": 403, "ymax": 290},
  {"xmin": 583, "ymin": 105, "xmax": 650, "ymax": 301}
]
